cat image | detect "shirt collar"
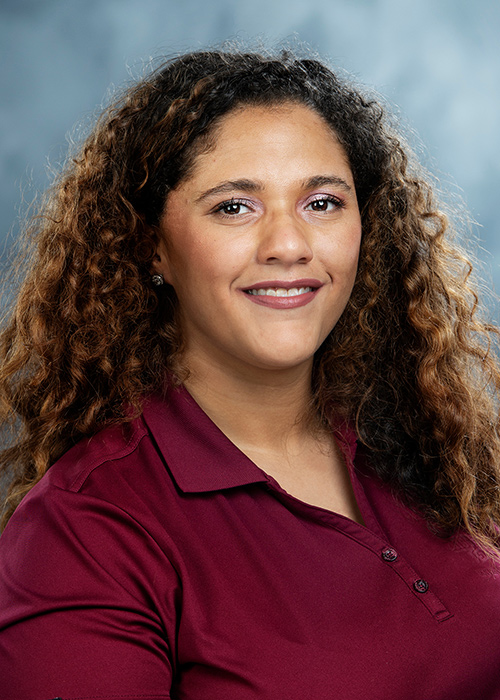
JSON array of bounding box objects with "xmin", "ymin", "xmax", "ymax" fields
[
  {"xmin": 141, "ymin": 383, "xmax": 358, "ymax": 494},
  {"xmin": 141, "ymin": 384, "xmax": 270, "ymax": 493}
]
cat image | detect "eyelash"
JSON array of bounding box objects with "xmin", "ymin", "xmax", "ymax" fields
[
  {"xmin": 212, "ymin": 198, "xmax": 253, "ymax": 218},
  {"xmin": 211, "ymin": 194, "xmax": 346, "ymax": 219},
  {"xmin": 306, "ymin": 195, "xmax": 346, "ymax": 212}
]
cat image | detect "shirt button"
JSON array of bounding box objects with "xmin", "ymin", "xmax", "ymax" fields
[
  {"xmin": 413, "ymin": 579, "xmax": 429, "ymax": 593},
  {"xmin": 381, "ymin": 547, "xmax": 398, "ymax": 562}
]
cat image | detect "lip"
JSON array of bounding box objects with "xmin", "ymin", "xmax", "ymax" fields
[
  {"xmin": 240, "ymin": 278, "xmax": 323, "ymax": 310},
  {"xmin": 241, "ymin": 278, "xmax": 323, "ymax": 291}
]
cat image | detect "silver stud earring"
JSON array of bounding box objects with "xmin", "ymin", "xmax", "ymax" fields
[{"xmin": 151, "ymin": 274, "xmax": 164, "ymax": 287}]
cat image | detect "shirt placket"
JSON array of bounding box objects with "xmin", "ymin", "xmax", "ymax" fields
[{"xmin": 263, "ymin": 471, "xmax": 453, "ymax": 623}]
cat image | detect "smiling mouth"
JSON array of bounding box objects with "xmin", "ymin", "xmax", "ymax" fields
[{"xmin": 245, "ymin": 286, "xmax": 313, "ymax": 297}]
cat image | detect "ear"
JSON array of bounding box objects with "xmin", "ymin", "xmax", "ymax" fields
[{"xmin": 151, "ymin": 236, "xmax": 174, "ymax": 285}]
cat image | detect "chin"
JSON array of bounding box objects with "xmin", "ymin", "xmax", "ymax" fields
[
  {"xmin": 248, "ymin": 349, "xmax": 317, "ymax": 372},
  {"xmin": 249, "ymin": 336, "xmax": 325, "ymax": 369}
]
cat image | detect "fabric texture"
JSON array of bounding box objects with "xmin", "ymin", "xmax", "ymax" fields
[{"xmin": 1, "ymin": 384, "xmax": 500, "ymax": 699}]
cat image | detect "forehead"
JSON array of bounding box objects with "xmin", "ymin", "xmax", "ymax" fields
[
  {"xmin": 213, "ymin": 102, "xmax": 339, "ymax": 145},
  {"xmin": 185, "ymin": 102, "xmax": 352, "ymax": 182}
]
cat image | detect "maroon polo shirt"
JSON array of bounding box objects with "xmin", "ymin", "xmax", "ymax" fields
[{"xmin": 1, "ymin": 384, "xmax": 500, "ymax": 700}]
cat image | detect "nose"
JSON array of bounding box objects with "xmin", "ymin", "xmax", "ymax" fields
[{"xmin": 257, "ymin": 212, "xmax": 313, "ymax": 266}]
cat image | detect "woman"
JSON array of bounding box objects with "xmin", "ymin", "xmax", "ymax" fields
[{"xmin": 1, "ymin": 48, "xmax": 500, "ymax": 699}]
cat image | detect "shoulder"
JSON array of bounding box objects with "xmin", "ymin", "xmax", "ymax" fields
[
  {"xmin": 0, "ymin": 412, "xmax": 181, "ymax": 607},
  {"xmin": 3, "ymin": 410, "xmax": 176, "ymax": 554},
  {"xmin": 0, "ymin": 415, "xmax": 181, "ymax": 680},
  {"xmin": 42, "ymin": 388, "xmax": 196, "ymax": 499},
  {"xmin": 4, "ymin": 410, "xmax": 162, "ymax": 517},
  {"xmin": 46, "ymin": 415, "xmax": 155, "ymax": 494}
]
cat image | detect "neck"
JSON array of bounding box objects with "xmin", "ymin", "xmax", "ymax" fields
[{"xmin": 182, "ymin": 355, "xmax": 318, "ymax": 454}]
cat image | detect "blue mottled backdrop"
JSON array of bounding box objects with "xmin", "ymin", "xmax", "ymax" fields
[{"xmin": 1, "ymin": 0, "xmax": 499, "ymax": 302}]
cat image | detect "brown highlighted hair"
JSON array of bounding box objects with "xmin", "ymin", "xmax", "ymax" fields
[{"xmin": 1, "ymin": 48, "xmax": 500, "ymax": 553}]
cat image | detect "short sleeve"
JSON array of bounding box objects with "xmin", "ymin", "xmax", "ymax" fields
[{"xmin": 0, "ymin": 481, "xmax": 179, "ymax": 700}]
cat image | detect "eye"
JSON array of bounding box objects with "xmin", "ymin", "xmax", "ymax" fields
[
  {"xmin": 213, "ymin": 199, "xmax": 252, "ymax": 217},
  {"xmin": 305, "ymin": 195, "xmax": 345, "ymax": 212}
]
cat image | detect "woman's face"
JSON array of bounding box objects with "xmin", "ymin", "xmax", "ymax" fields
[{"xmin": 154, "ymin": 103, "xmax": 362, "ymax": 377}]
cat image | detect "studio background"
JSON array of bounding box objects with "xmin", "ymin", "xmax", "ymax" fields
[{"xmin": 1, "ymin": 0, "xmax": 499, "ymax": 311}]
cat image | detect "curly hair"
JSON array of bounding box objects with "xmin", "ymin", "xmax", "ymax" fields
[{"xmin": 1, "ymin": 48, "xmax": 500, "ymax": 554}]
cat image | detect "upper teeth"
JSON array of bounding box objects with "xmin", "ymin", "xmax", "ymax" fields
[{"xmin": 247, "ymin": 287, "xmax": 313, "ymax": 297}]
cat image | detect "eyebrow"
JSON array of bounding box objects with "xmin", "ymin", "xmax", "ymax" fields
[
  {"xmin": 195, "ymin": 179, "xmax": 262, "ymax": 203},
  {"xmin": 304, "ymin": 175, "xmax": 352, "ymax": 193},
  {"xmin": 194, "ymin": 174, "xmax": 352, "ymax": 203}
]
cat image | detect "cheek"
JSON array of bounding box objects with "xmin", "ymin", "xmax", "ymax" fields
[
  {"xmin": 347, "ymin": 244, "xmax": 361, "ymax": 279},
  {"xmin": 163, "ymin": 232, "xmax": 208, "ymax": 288},
  {"xmin": 326, "ymin": 231, "xmax": 361, "ymax": 277},
  {"xmin": 167, "ymin": 246, "xmax": 234, "ymax": 304},
  {"xmin": 345, "ymin": 224, "xmax": 362, "ymax": 263},
  {"xmin": 181, "ymin": 236, "xmax": 252, "ymax": 288}
]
